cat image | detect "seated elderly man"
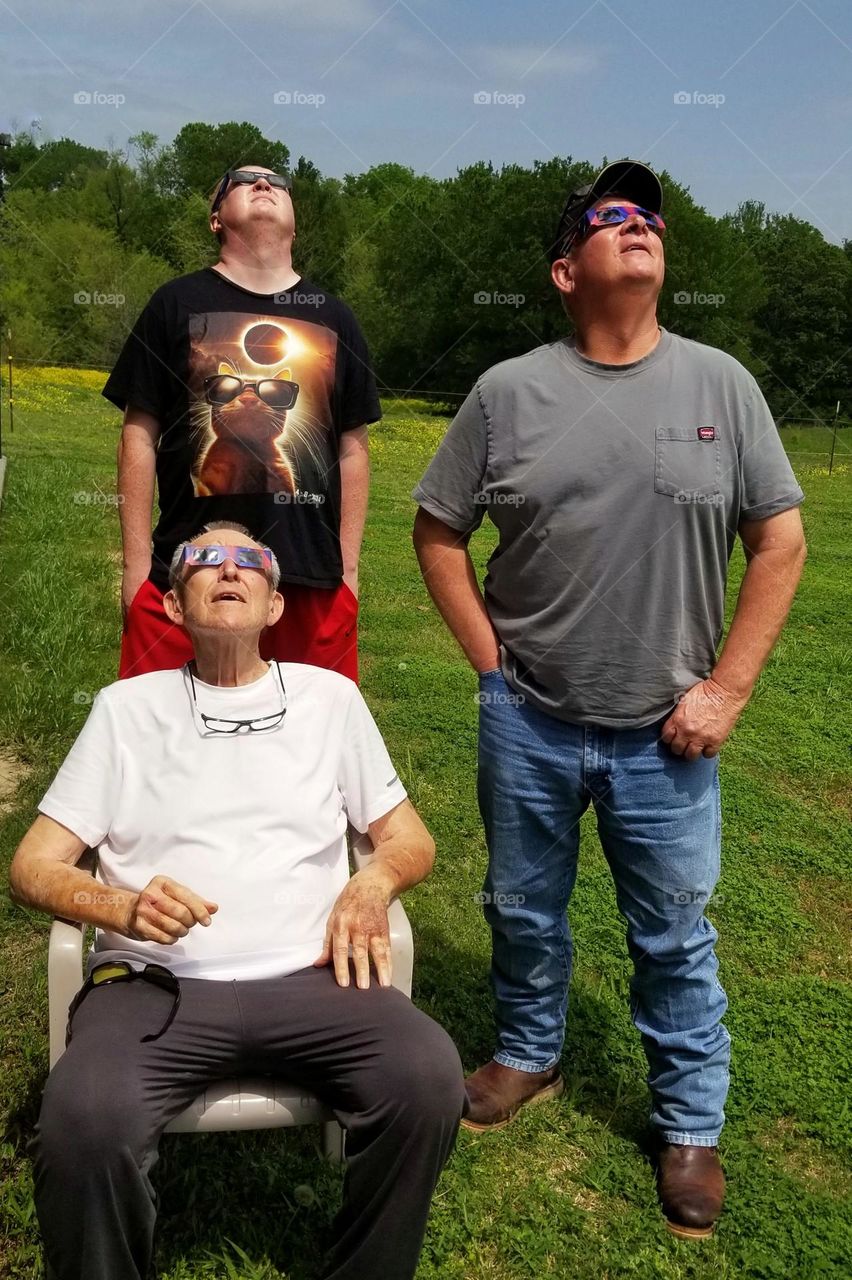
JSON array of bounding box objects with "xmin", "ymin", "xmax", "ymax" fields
[{"xmin": 9, "ymin": 522, "xmax": 465, "ymax": 1280}]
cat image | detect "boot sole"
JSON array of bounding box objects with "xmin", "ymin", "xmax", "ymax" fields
[
  {"xmin": 461, "ymin": 1074, "xmax": 564, "ymax": 1133},
  {"xmin": 665, "ymin": 1218, "xmax": 716, "ymax": 1240}
]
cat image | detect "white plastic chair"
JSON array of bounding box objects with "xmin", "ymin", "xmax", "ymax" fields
[{"xmin": 47, "ymin": 832, "xmax": 414, "ymax": 1162}]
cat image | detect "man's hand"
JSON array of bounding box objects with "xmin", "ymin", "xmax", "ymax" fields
[
  {"xmin": 660, "ymin": 677, "xmax": 749, "ymax": 761},
  {"xmin": 121, "ymin": 563, "xmax": 151, "ymax": 626},
  {"xmin": 314, "ymin": 871, "xmax": 392, "ymax": 990},
  {"xmin": 123, "ymin": 876, "xmax": 219, "ymax": 945}
]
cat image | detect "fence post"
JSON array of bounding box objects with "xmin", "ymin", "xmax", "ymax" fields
[{"xmin": 828, "ymin": 400, "xmax": 840, "ymax": 477}]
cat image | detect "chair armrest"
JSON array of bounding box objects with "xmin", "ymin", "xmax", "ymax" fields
[
  {"xmin": 350, "ymin": 830, "xmax": 414, "ymax": 998},
  {"xmin": 48, "ymin": 918, "xmax": 86, "ymax": 1069}
]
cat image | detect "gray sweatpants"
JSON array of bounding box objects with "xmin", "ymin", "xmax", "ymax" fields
[{"xmin": 30, "ymin": 965, "xmax": 466, "ymax": 1280}]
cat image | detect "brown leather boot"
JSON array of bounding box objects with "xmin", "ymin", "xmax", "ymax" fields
[
  {"xmin": 461, "ymin": 1059, "xmax": 563, "ymax": 1132},
  {"xmin": 657, "ymin": 1143, "xmax": 725, "ymax": 1238}
]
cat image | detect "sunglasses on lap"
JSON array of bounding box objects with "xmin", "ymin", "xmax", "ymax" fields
[{"xmin": 66, "ymin": 961, "xmax": 181, "ymax": 1046}]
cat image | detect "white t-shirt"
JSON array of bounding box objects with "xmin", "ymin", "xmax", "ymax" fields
[{"xmin": 39, "ymin": 663, "xmax": 407, "ymax": 980}]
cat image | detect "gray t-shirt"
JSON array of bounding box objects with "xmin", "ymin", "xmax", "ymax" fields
[{"xmin": 413, "ymin": 329, "xmax": 804, "ymax": 729}]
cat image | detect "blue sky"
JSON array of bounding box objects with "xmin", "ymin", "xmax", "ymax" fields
[{"xmin": 3, "ymin": 0, "xmax": 852, "ymax": 243}]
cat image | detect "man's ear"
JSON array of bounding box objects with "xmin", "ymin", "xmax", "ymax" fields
[
  {"xmin": 551, "ymin": 255, "xmax": 575, "ymax": 296},
  {"xmin": 209, "ymin": 213, "xmax": 221, "ymax": 237},
  {"xmin": 163, "ymin": 588, "xmax": 183, "ymax": 624},
  {"xmin": 267, "ymin": 591, "xmax": 285, "ymax": 628}
]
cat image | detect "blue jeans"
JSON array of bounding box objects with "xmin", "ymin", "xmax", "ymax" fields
[{"xmin": 477, "ymin": 670, "xmax": 730, "ymax": 1145}]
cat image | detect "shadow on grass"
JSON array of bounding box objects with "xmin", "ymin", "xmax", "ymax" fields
[{"xmin": 412, "ymin": 921, "xmax": 654, "ymax": 1150}]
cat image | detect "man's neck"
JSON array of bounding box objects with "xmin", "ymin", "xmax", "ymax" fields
[
  {"xmin": 572, "ymin": 303, "xmax": 661, "ymax": 365},
  {"xmin": 190, "ymin": 638, "xmax": 269, "ymax": 687},
  {"xmin": 213, "ymin": 241, "xmax": 301, "ymax": 296}
]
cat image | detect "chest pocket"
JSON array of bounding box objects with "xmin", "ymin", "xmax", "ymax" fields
[{"xmin": 654, "ymin": 428, "xmax": 721, "ymax": 501}]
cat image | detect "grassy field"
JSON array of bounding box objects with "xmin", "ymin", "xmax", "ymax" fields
[{"xmin": 0, "ymin": 366, "xmax": 850, "ymax": 1279}]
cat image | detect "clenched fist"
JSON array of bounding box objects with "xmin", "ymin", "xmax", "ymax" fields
[{"xmin": 122, "ymin": 875, "xmax": 219, "ymax": 945}]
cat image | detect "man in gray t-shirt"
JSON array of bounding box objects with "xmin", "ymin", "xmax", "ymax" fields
[{"xmin": 413, "ymin": 160, "xmax": 806, "ymax": 1239}]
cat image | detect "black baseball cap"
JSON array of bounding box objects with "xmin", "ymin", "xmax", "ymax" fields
[{"xmin": 551, "ymin": 159, "xmax": 664, "ymax": 261}]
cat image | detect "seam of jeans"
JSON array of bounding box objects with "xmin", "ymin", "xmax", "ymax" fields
[{"xmin": 231, "ymin": 979, "xmax": 248, "ymax": 1045}]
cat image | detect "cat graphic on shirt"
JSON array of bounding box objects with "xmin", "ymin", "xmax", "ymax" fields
[{"xmin": 193, "ymin": 361, "xmax": 297, "ymax": 497}]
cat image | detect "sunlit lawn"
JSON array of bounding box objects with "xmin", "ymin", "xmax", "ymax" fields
[{"xmin": 0, "ymin": 366, "xmax": 850, "ymax": 1278}]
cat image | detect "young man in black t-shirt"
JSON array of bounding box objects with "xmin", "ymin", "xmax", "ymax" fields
[{"xmin": 105, "ymin": 165, "xmax": 380, "ymax": 682}]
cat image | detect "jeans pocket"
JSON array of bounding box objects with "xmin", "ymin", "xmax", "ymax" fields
[{"xmin": 654, "ymin": 428, "xmax": 721, "ymax": 504}]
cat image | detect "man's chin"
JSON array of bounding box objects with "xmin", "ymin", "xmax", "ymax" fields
[{"xmin": 186, "ymin": 616, "xmax": 265, "ymax": 639}]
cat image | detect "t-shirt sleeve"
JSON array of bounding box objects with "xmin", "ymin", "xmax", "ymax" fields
[
  {"xmin": 102, "ymin": 291, "xmax": 174, "ymax": 421},
  {"xmin": 411, "ymin": 383, "xmax": 489, "ymax": 533},
  {"xmin": 38, "ymin": 692, "xmax": 121, "ymax": 848},
  {"xmin": 738, "ymin": 377, "xmax": 805, "ymax": 521},
  {"xmin": 338, "ymin": 306, "xmax": 382, "ymax": 430},
  {"xmin": 337, "ymin": 688, "xmax": 407, "ymax": 833}
]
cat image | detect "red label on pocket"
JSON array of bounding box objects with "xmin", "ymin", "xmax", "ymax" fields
[{"xmin": 697, "ymin": 426, "xmax": 716, "ymax": 441}]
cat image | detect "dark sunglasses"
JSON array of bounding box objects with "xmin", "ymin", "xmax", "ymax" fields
[
  {"xmin": 66, "ymin": 961, "xmax": 181, "ymax": 1046},
  {"xmin": 211, "ymin": 169, "xmax": 292, "ymax": 213},
  {"xmin": 204, "ymin": 374, "xmax": 299, "ymax": 410}
]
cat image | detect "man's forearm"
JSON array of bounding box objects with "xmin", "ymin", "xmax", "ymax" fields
[
  {"xmin": 712, "ymin": 535, "xmax": 807, "ymax": 700},
  {"xmin": 117, "ymin": 418, "xmax": 158, "ymax": 573},
  {"xmin": 413, "ymin": 508, "xmax": 500, "ymax": 672},
  {"xmin": 358, "ymin": 834, "xmax": 434, "ymax": 904},
  {"xmin": 10, "ymin": 828, "xmax": 135, "ymax": 934},
  {"xmin": 339, "ymin": 427, "xmax": 369, "ymax": 581}
]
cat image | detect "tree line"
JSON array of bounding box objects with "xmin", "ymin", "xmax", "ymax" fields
[{"xmin": 0, "ymin": 121, "xmax": 849, "ymax": 417}]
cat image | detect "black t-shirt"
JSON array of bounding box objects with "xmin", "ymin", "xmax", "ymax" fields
[{"xmin": 103, "ymin": 268, "xmax": 381, "ymax": 590}]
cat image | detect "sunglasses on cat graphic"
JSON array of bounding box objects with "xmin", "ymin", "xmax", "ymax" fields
[
  {"xmin": 203, "ymin": 374, "xmax": 300, "ymax": 410},
  {"xmin": 210, "ymin": 169, "xmax": 292, "ymax": 214}
]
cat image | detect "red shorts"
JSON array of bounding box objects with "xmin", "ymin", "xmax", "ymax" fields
[{"xmin": 119, "ymin": 578, "xmax": 359, "ymax": 683}]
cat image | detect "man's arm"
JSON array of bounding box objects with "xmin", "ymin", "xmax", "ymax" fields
[
  {"xmin": 413, "ymin": 507, "xmax": 500, "ymax": 673},
  {"xmin": 9, "ymin": 814, "xmax": 218, "ymax": 943},
  {"xmin": 339, "ymin": 425, "xmax": 369, "ymax": 598},
  {"xmin": 661, "ymin": 507, "xmax": 807, "ymax": 760},
  {"xmin": 314, "ymin": 798, "xmax": 434, "ymax": 990},
  {"xmin": 117, "ymin": 406, "xmax": 161, "ymax": 622}
]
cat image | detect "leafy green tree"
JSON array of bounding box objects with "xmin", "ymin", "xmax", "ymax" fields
[
  {"xmin": 160, "ymin": 123, "xmax": 290, "ymax": 197},
  {"xmin": 729, "ymin": 204, "xmax": 851, "ymax": 415}
]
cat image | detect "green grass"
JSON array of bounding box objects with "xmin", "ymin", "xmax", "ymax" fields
[{"xmin": 1, "ymin": 370, "xmax": 850, "ymax": 1279}]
